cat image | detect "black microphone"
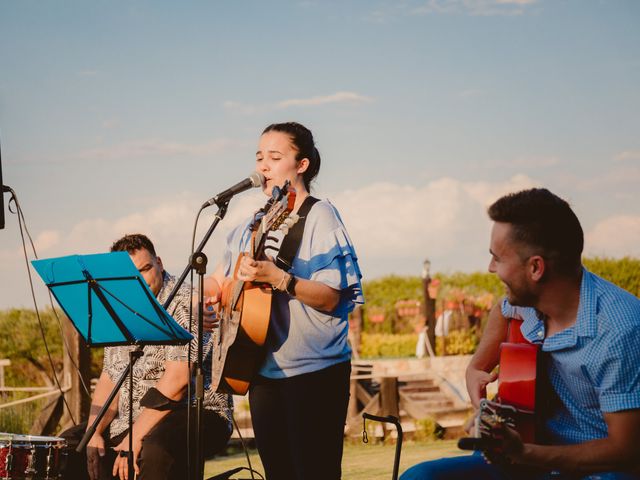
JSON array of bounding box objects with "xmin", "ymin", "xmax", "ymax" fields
[{"xmin": 202, "ymin": 171, "xmax": 265, "ymax": 208}]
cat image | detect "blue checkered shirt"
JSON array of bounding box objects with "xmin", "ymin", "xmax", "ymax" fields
[{"xmin": 502, "ymin": 268, "xmax": 640, "ymax": 445}]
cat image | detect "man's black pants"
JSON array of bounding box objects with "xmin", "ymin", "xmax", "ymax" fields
[{"xmin": 60, "ymin": 408, "xmax": 230, "ymax": 479}]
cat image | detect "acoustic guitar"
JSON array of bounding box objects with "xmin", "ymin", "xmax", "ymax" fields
[
  {"xmin": 217, "ymin": 182, "xmax": 298, "ymax": 395},
  {"xmin": 458, "ymin": 317, "xmax": 542, "ymax": 463}
]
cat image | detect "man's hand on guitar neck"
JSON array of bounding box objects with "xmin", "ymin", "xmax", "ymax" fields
[
  {"xmin": 466, "ymin": 368, "xmax": 498, "ymax": 409},
  {"xmin": 191, "ymin": 290, "xmax": 220, "ymax": 332},
  {"xmin": 196, "ymin": 272, "xmax": 224, "ymax": 332},
  {"xmin": 465, "ymin": 303, "xmax": 508, "ymax": 408}
]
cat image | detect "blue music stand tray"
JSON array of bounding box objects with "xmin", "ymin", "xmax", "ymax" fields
[
  {"xmin": 32, "ymin": 252, "xmax": 194, "ymax": 478},
  {"xmin": 31, "ymin": 252, "xmax": 193, "ymax": 346}
]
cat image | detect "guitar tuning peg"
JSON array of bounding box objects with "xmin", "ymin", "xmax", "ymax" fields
[
  {"xmin": 283, "ymin": 218, "xmax": 295, "ymax": 228},
  {"xmin": 289, "ymin": 214, "xmax": 300, "ymax": 223},
  {"xmin": 280, "ymin": 224, "xmax": 290, "ymax": 235}
]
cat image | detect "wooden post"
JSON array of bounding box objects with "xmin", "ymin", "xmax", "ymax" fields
[
  {"xmin": 60, "ymin": 315, "xmax": 92, "ymax": 430},
  {"xmin": 347, "ymin": 307, "xmax": 364, "ymax": 433},
  {"xmin": 422, "ymin": 260, "xmax": 438, "ymax": 356},
  {"xmin": 349, "ymin": 306, "xmax": 363, "ymax": 359},
  {"xmin": 379, "ymin": 376, "xmax": 399, "ymax": 418},
  {"xmin": 30, "ymin": 394, "xmax": 64, "ymax": 435},
  {"xmin": 0, "ymin": 359, "xmax": 10, "ymax": 389},
  {"xmin": 348, "ymin": 377, "xmax": 358, "ymax": 420},
  {"xmin": 379, "ymin": 376, "xmax": 399, "ymax": 440}
]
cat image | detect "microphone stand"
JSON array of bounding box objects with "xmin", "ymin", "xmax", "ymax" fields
[
  {"xmin": 163, "ymin": 200, "xmax": 229, "ymax": 307},
  {"xmin": 190, "ymin": 250, "xmax": 208, "ymax": 480},
  {"xmin": 77, "ymin": 200, "xmax": 230, "ymax": 480},
  {"xmin": 162, "ymin": 199, "xmax": 229, "ymax": 480}
]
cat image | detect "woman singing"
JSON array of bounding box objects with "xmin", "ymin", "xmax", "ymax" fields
[{"xmin": 203, "ymin": 122, "xmax": 364, "ymax": 479}]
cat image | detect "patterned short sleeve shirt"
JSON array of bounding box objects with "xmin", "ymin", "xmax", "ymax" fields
[{"xmin": 103, "ymin": 272, "xmax": 232, "ymax": 439}]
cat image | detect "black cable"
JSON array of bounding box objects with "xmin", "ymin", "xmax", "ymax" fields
[
  {"xmin": 7, "ymin": 187, "xmax": 77, "ymax": 425},
  {"xmin": 232, "ymin": 413, "xmax": 259, "ymax": 480},
  {"xmin": 11, "ymin": 190, "xmax": 91, "ymax": 398},
  {"xmin": 186, "ymin": 204, "xmax": 205, "ymax": 479}
]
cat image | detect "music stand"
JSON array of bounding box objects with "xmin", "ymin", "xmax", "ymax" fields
[{"xmin": 32, "ymin": 252, "xmax": 193, "ymax": 478}]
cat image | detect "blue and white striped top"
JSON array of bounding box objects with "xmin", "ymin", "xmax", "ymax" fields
[{"xmin": 221, "ymin": 199, "xmax": 364, "ymax": 378}]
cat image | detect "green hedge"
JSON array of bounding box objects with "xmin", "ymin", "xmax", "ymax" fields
[
  {"xmin": 360, "ymin": 330, "xmax": 480, "ymax": 358},
  {"xmin": 435, "ymin": 329, "xmax": 479, "ymax": 356},
  {"xmin": 434, "ymin": 272, "xmax": 504, "ymax": 300},
  {"xmin": 360, "ymin": 257, "xmax": 639, "ymax": 334},
  {"xmin": 583, "ymin": 257, "xmax": 640, "ymax": 297},
  {"xmin": 361, "ymin": 276, "xmax": 423, "ymax": 334},
  {"xmin": 360, "ymin": 333, "xmax": 419, "ymax": 358},
  {"xmin": 2, "ymin": 257, "xmax": 636, "ymax": 375},
  {"xmin": 0, "ymin": 308, "xmax": 64, "ymax": 386},
  {"xmin": 0, "ymin": 308, "xmax": 102, "ymax": 387}
]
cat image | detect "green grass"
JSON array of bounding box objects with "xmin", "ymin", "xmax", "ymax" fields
[
  {"xmin": 204, "ymin": 439, "xmax": 465, "ymax": 479},
  {"xmin": 0, "ymin": 394, "xmax": 47, "ymax": 433}
]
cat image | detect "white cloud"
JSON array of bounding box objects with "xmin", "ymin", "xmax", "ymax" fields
[
  {"xmin": 223, "ymin": 91, "xmax": 373, "ymax": 115},
  {"xmin": 76, "ymin": 138, "xmax": 238, "ymax": 161},
  {"xmin": 483, "ymin": 155, "xmax": 560, "ymax": 170},
  {"xmin": 410, "ymin": 0, "xmax": 538, "ymax": 16},
  {"xmin": 585, "ymin": 215, "xmax": 640, "ymax": 258},
  {"xmin": 366, "ymin": 0, "xmax": 538, "ymax": 24},
  {"xmin": 2, "ymin": 174, "xmax": 637, "ymax": 308},
  {"xmin": 567, "ymin": 165, "xmax": 640, "ymax": 192},
  {"xmin": 326, "ymin": 174, "xmax": 537, "ymax": 276},
  {"xmin": 0, "ymin": 230, "xmax": 60, "ymax": 264},
  {"xmin": 496, "ymin": 0, "xmax": 536, "ymax": 4},
  {"xmin": 614, "ymin": 150, "xmax": 640, "ymax": 162},
  {"xmin": 34, "ymin": 230, "xmax": 61, "ymax": 253},
  {"xmin": 276, "ymin": 92, "xmax": 373, "ymax": 108},
  {"xmin": 222, "ymin": 101, "xmax": 262, "ymax": 116},
  {"xmin": 101, "ymin": 119, "xmax": 120, "ymax": 129}
]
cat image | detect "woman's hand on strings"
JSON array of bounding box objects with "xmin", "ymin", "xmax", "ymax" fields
[{"xmin": 237, "ymin": 255, "xmax": 283, "ymax": 287}]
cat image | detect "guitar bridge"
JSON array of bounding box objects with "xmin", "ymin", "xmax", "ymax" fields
[{"xmin": 478, "ymin": 399, "xmax": 518, "ymax": 435}]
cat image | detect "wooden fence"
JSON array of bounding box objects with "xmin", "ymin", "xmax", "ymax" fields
[{"xmin": 0, "ymin": 314, "xmax": 91, "ymax": 435}]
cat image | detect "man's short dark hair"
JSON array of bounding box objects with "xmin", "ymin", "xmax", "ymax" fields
[
  {"xmin": 110, "ymin": 233, "xmax": 157, "ymax": 257},
  {"xmin": 488, "ymin": 188, "xmax": 583, "ymax": 276}
]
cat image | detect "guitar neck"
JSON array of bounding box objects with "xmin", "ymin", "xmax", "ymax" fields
[
  {"xmin": 226, "ymin": 186, "xmax": 295, "ymax": 311},
  {"xmin": 252, "ymin": 227, "xmax": 266, "ymax": 260}
]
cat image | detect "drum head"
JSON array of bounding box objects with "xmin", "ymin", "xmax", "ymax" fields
[{"xmin": 0, "ymin": 432, "xmax": 65, "ymax": 447}]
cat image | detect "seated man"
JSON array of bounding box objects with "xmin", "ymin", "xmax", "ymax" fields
[
  {"xmin": 401, "ymin": 188, "xmax": 640, "ymax": 479},
  {"xmin": 61, "ymin": 233, "xmax": 232, "ymax": 480}
]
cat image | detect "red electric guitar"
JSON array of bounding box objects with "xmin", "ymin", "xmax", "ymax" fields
[
  {"xmin": 217, "ymin": 182, "xmax": 298, "ymax": 395},
  {"xmin": 458, "ymin": 317, "xmax": 542, "ymax": 462}
]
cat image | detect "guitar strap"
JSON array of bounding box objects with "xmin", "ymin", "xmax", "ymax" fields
[{"xmin": 275, "ymin": 195, "xmax": 319, "ymax": 272}]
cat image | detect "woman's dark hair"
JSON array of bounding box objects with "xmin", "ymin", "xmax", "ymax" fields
[
  {"xmin": 488, "ymin": 188, "xmax": 583, "ymax": 276},
  {"xmin": 110, "ymin": 233, "xmax": 157, "ymax": 257},
  {"xmin": 262, "ymin": 122, "xmax": 321, "ymax": 192}
]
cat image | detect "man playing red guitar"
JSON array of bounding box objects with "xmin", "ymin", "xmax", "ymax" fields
[{"xmin": 402, "ymin": 188, "xmax": 640, "ymax": 479}]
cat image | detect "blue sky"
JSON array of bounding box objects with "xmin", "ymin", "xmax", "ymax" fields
[{"xmin": 1, "ymin": 0, "xmax": 639, "ymax": 309}]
